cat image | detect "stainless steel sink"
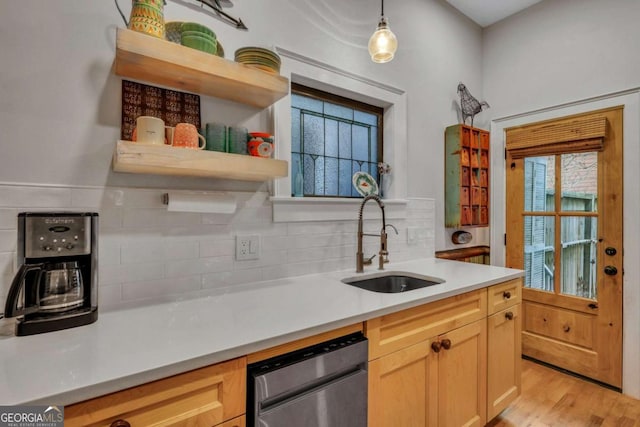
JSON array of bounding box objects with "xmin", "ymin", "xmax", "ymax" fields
[{"xmin": 341, "ymin": 272, "xmax": 444, "ymax": 293}]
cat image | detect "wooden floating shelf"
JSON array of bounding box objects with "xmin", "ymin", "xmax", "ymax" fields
[
  {"xmin": 113, "ymin": 141, "xmax": 288, "ymax": 182},
  {"xmin": 115, "ymin": 28, "xmax": 289, "ymax": 109}
]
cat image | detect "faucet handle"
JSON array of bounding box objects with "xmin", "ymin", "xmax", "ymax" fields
[{"xmin": 364, "ymin": 254, "xmax": 376, "ymax": 265}]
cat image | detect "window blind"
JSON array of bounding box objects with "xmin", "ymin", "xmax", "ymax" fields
[{"xmin": 506, "ymin": 117, "xmax": 607, "ymax": 159}]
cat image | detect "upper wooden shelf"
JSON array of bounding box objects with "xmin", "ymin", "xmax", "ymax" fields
[
  {"xmin": 113, "ymin": 141, "xmax": 288, "ymax": 182},
  {"xmin": 115, "ymin": 28, "xmax": 289, "ymax": 108}
]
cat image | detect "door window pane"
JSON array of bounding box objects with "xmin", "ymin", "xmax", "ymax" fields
[
  {"xmin": 524, "ymin": 215, "xmax": 554, "ymax": 291},
  {"xmin": 561, "ymin": 216, "xmax": 597, "ymax": 299},
  {"xmin": 524, "ymin": 156, "xmax": 555, "ymax": 212},
  {"xmin": 561, "ymin": 152, "xmax": 598, "ymax": 212}
]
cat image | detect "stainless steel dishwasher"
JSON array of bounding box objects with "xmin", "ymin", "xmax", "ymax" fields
[{"xmin": 247, "ymin": 332, "xmax": 368, "ymax": 427}]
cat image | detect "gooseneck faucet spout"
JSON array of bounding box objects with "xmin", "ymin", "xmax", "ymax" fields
[{"xmin": 356, "ymin": 195, "xmax": 395, "ymax": 273}]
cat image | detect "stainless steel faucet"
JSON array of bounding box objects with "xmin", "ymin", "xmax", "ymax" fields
[{"xmin": 356, "ymin": 195, "xmax": 398, "ymax": 273}]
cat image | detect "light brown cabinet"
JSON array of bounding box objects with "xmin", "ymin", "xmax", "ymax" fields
[
  {"xmin": 445, "ymin": 124, "xmax": 490, "ymax": 227},
  {"xmin": 366, "ymin": 279, "xmax": 522, "ymax": 427},
  {"xmin": 63, "ymin": 281, "xmax": 521, "ymax": 427},
  {"xmin": 368, "ymin": 340, "xmax": 436, "ymax": 426},
  {"xmin": 487, "ymin": 282, "xmax": 522, "ymax": 420},
  {"xmin": 434, "ymin": 320, "xmax": 487, "ymax": 427},
  {"xmin": 65, "ymin": 357, "xmax": 246, "ymax": 427}
]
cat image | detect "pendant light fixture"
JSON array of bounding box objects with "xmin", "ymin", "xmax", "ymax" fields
[{"xmin": 368, "ymin": 0, "xmax": 398, "ymax": 63}]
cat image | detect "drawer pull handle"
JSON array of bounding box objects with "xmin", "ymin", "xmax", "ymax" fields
[
  {"xmin": 431, "ymin": 341, "xmax": 441, "ymax": 353},
  {"xmin": 111, "ymin": 420, "xmax": 131, "ymax": 427},
  {"xmin": 441, "ymin": 338, "xmax": 452, "ymax": 350},
  {"xmin": 563, "ymin": 325, "xmax": 571, "ymax": 333},
  {"xmin": 505, "ymin": 311, "xmax": 514, "ymax": 320},
  {"xmin": 503, "ymin": 291, "xmax": 511, "ymax": 299}
]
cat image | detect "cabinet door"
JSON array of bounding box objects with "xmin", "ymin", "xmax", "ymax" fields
[
  {"xmin": 436, "ymin": 320, "xmax": 487, "ymax": 427},
  {"xmin": 487, "ymin": 304, "xmax": 522, "ymax": 420},
  {"xmin": 217, "ymin": 415, "xmax": 245, "ymax": 427},
  {"xmin": 368, "ymin": 340, "xmax": 438, "ymax": 427},
  {"xmin": 65, "ymin": 357, "xmax": 246, "ymax": 427}
]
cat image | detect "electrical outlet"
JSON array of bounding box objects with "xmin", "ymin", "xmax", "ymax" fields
[{"xmin": 236, "ymin": 235, "xmax": 260, "ymax": 261}]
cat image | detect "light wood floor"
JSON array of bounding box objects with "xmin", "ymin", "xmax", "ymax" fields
[{"xmin": 487, "ymin": 359, "xmax": 640, "ymax": 427}]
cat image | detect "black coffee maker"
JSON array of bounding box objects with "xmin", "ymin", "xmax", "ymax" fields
[{"xmin": 4, "ymin": 212, "xmax": 98, "ymax": 336}]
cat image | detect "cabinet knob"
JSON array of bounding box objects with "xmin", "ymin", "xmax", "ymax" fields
[
  {"xmin": 503, "ymin": 291, "xmax": 511, "ymax": 299},
  {"xmin": 604, "ymin": 265, "xmax": 618, "ymax": 276},
  {"xmin": 505, "ymin": 311, "xmax": 514, "ymax": 320},
  {"xmin": 431, "ymin": 341, "xmax": 441, "ymax": 353},
  {"xmin": 441, "ymin": 339, "xmax": 452, "ymax": 350},
  {"xmin": 111, "ymin": 420, "xmax": 131, "ymax": 427}
]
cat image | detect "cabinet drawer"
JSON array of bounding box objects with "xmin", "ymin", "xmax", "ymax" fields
[
  {"xmin": 487, "ymin": 279, "xmax": 522, "ymax": 315},
  {"xmin": 366, "ymin": 289, "xmax": 487, "ymax": 360},
  {"xmin": 460, "ymin": 187, "xmax": 470, "ymax": 205},
  {"xmin": 65, "ymin": 357, "xmax": 246, "ymax": 427}
]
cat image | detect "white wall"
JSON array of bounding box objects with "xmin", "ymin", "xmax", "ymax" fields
[
  {"xmin": 483, "ymin": 0, "xmax": 640, "ymax": 117},
  {"xmin": 0, "ymin": 1, "xmax": 482, "ymax": 303},
  {"xmin": 482, "ymin": 0, "xmax": 640, "ymax": 398}
]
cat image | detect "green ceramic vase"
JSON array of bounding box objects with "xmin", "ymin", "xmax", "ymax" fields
[{"xmin": 128, "ymin": 0, "xmax": 165, "ymax": 38}]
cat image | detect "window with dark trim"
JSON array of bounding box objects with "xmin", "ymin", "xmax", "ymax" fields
[{"xmin": 291, "ymin": 83, "xmax": 384, "ymax": 197}]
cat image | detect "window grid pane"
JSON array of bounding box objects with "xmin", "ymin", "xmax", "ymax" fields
[{"xmin": 291, "ymin": 91, "xmax": 381, "ymax": 198}]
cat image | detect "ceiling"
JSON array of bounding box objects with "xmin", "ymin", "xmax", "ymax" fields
[{"xmin": 446, "ymin": 0, "xmax": 543, "ymax": 27}]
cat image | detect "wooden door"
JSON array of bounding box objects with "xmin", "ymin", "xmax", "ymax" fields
[
  {"xmin": 368, "ymin": 340, "xmax": 438, "ymax": 427},
  {"xmin": 436, "ymin": 320, "xmax": 487, "ymax": 427},
  {"xmin": 505, "ymin": 107, "xmax": 623, "ymax": 388},
  {"xmin": 487, "ymin": 304, "xmax": 522, "ymax": 420}
]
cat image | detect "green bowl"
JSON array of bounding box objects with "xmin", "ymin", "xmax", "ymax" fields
[
  {"xmin": 180, "ymin": 30, "xmax": 216, "ymax": 44},
  {"xmin": 181, "ymin": 34, "xmax": 217, "ymax": 54},
  {"xmin": 181, "ymin": 22, "xmax": 216, "ymax": 38}
]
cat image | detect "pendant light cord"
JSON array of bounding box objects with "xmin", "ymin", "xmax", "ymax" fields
[{"xmin": 381, "ymin": 0, "xmax": 384, "ymax": 17}]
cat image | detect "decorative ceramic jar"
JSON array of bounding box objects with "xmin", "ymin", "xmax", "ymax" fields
[{"xmin": 128, "ymin": 0, "xmax": 165, "ymax": 39}]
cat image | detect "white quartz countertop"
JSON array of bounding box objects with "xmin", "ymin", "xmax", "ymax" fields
[{"xmin": 0, "ymin": 258, "xmax": 523, "ymax": 406}]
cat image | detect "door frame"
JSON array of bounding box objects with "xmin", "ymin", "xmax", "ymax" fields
[{"xmin": 488, "ymin": 90, "xmax": 640, "ymax": 398}]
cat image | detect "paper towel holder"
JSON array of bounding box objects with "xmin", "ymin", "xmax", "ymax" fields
[{"xmin": 162, "ymin": 191, "xmax": 237, "ymax": 214}]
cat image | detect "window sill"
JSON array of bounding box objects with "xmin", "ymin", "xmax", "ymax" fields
[{"xmin": 271, "ymin": 196, "xmax": 408, "ymax": 223}]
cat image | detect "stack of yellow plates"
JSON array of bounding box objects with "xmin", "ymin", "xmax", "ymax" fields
[{"xmin": 234, "ymin": 47, "xmax": 281, "ymax": 74}]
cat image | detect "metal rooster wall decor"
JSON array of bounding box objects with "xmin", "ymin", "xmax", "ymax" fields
[{"xmin": 457, "ymin": 83, "xmax": 490, "ymax": 127}]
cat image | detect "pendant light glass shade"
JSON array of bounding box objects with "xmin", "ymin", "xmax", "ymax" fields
[{"xmin": 368, "ymin": 0, "xmax": 397, "ymax": 63}]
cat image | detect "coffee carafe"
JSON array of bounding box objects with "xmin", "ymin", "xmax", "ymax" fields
[{"xmin": 3, "ymin": 212, "xmax": 98, "ymax": 336}]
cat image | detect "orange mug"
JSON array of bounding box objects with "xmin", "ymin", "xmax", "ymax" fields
[{"xmin": 169, "ymin": 123, "xmax": 206, "ymax": 149}]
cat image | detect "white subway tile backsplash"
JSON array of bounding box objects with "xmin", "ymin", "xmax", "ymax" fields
[
  {"xmin": 0, "ymin": 184, "xmax": 436, "ymax": 308},
  {"xmin": 0, "ymin": 253, "xmax": 14, "ymax": 278},
  {"xmin": 0, "ymin": 185, "xmax": 72, "ymax": 208},
  {"xmin": 1, "ymin": 272, "xmax": 14, "ymax": 301},
  {"xmin": 98, "ymin": 284, "xmax": 122, "ymax": 308},
  {"xmin": 262, "ymin": 258, "xmax": 346, "ymax": 281},
  {"xmin": 287, "ymin": 221, "xmax": 353, "ymax": 235},
  {"xmin": 165, "ymin": 256, "xmax": 233, "ymax": 279},
  {"xmin": 0, "ymin": 209, "xmax": 17, "ymax": 229},
  {"xmin": 70, "ymin": 188, "xmax": 105, "ymax": 208},
  {"xmin": 100, "ymin": 262, "xmax": 165, "ymax": 285},
  {"xmin": 287, "ymin": 245, "xmax": 354, "ymax": 264},
  {"xmin": 0, "ymin": 231, "xmax": 16, "ymax": 252},
  {"xmin": 199, "ymin": 238, "xmax": 235, "ymax": 258},
  {"xmin": 98, "ymin": 239, "xmax": 121, "ymax": 267},
  {"xmin": 233, "ymin": 249, "xmax": 287, "ymax": 270},
  {"xmin": 202, "ymin": 268, "xmax": 263, "ymax": 290},
  {"xmin": 121, "ymin": 239, "xmax": 199, "ymax": 264},
  {"xmin": 121, "ymin": 276, "xmax": 202, "ymax": 302}
]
